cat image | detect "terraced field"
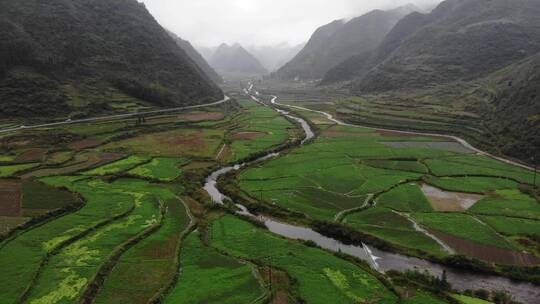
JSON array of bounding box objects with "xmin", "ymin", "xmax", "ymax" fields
[
  {"xmin": 0, "ymin": 94, "xmax": 533, "ymax": 304},
  {"xmin": 236, "ymin": 111, "xmax": 540, "ymax": 266}
]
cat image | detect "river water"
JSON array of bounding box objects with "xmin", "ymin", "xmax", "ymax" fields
[{"xmin": 203, "ymin": 92, "xmax": 540, "ymax": 303}]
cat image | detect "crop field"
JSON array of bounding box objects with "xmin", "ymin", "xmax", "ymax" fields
[
  {"xmin": 165, "ymin": 230, "xmax": 264, "ymax": 304},
  {"xmin": 343, "ymin": 207, "xmax": 448, "ymax": 255},
  {"xmin": 93, "ymin": 193, "xmax": 189, "ymax": 304},
  {"xmin": 227, "ymin": 99, "xmax": 295, "ymax": 161},
  {"xmin": 128, "ymin": 157, "xmax": 187, "ymax": 181},
  {"xmin": 210, "ymin": 215, "xmax": 398, "ymax": 304},
  {"xmin": 236, "ymin": 111, "xmax": 540, "ymax": 265},
  {"xmin": 100, "ymin": 128, "xmax": 225, "ymax": 158},
  {"xmin": 0, "ymin": 92, "xmax": 538, "ymax": 303},
  {"xmin": 0, "ymin": 163, "xmax": 40, "ymax": 177}
]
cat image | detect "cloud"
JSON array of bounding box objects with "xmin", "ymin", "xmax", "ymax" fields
[{"xmin": 140, "ymin": 0, "xmax": 442, "ymax": 47}]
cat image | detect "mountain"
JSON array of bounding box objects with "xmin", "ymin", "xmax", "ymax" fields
[
  {"xmin": 479, "ymin": 53, "xmax": 540, "ymax": 160},
  {"xmin": 167, "ymin": 31, "xmax": 222, "ymax": 84},
  {"xmin": 352, "ymin": 0, "xmax": 540, "ymax": 93},
  {"xmin": 209, "ymin": 43, "xmax": 267, "ymax": 75},
  {"xmin": 0, "ymin": 0, "xmax": 222, "ymax": 118},
  {"xmin": 276, "ymin": 5, "xmax": 418, "ymax": 80},
  {"xmin": 247, "ymin": 42, "xmax": 305, "ymax": 72}
]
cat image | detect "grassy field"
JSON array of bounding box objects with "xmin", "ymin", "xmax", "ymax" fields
[
  {"xmin": 83, "ymin": 155, "xmax": 151, "ymax": 176},
  {"xmin": 0, "ymin": 178, "xmax": 140, "ymax": 302},
  {"xmin": 210, "ymin": 215, "xmax": 398, "ymax": 304},
  {"xmin": 424, "ymin": 176, "xmax": 518, "ymax": 194},
  {"xmin": 94, "ymin": 196, "xmax": 189, "ymax": 304},
  {"xmin": 128, "ymin": 157, "xmax": 187, "ymax": 181},
  {"xmin": 470, "ymin": 189, "xmax": 540, "ymax": 219},
  {"xmin": 228, "ymin": 99, "xmax": 294, "ymax": 161},
  {"xmin": 165, "ymin": 230, "xmax": 264, "ymax": 304},
  {"xmin": 344, "ymin": 207, "xmax": 448, "ymax": 256},
  {"xmin": 376, "ymin": 183, "xmax": 433, "ymax": 213},
  {"xmin": 0, "ymin": 163, "xmax": 40, "ymax": 177},
  {"xmin": 411, "ymin": 213, "xmax": 515, "ymax": 250}
]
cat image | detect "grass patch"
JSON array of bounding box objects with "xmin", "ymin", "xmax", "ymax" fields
[
  {"xmin": 0, "ymin": 163, "xmax": 39, "ymax": 177},
  {"xmin": 210, "ymin": 215, "xmax": 398, "ymax": 304},
  {"xmin": 83, "ymin": 155, "xmax": 150, "ymax": 176},
  {"xmin": 128, "ymin": 157, "xmax": 186, "ymax": 182},
  {"xmin": 165, "ymin": 230, "xmax": 264, "ymax": 304},
  {"xmin": 377, "ymin": 183, "xmax": 433, "ymax": 212}
]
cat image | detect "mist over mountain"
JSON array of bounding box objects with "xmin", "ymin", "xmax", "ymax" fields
[
  {"xmin": 209, "ymin": 43, "xmax": 267, "ymax": 75},
  {"xmin": 246, "ymin": 43, "xmax": 305, "ymax": 72},
  {"xmin": 277, "ymin": 4, "xmax": 419, "ymax": 80},
  {"xmin": 0, "ymin": 0, "xmax": 222, "ymax": 118},
  {"xmin": 167, "ymin": 31, "xmax": 223, "ymax": 84}
]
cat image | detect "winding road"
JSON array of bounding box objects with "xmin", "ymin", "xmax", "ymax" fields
[
  {"xmin": 0, "ymin": 96, "xmax": 230, "ymax": 134},
  {"xmin": 267, "ymin": 94, "xmax": 537, "ymax": 173}
]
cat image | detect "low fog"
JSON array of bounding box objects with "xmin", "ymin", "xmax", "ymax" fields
[{"xmin": 140, "ymin": 0, "xmax": 442, "ymax": 48}]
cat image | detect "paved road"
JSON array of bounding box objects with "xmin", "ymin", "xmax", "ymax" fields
[{"xmin": 0, "ymin": 96, "xmax": 230, "ymax": 134}]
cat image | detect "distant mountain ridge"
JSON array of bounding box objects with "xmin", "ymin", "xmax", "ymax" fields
[
  {"xmin": 247, "ymin": 43, "xmax": 305, "ymax": 72},
  {"xmin": 167, "ymin": 31, "xmax": 223, "ymax": 84},
  {"xmin": 0, "ymin": 0, "xmax": 222, "ymax": 118},
  {"xmin": 277, "ymin": 5, "xmax": 418, "ymax": 80},
  {"xmin": 210, "ymin": 43, "xmax": 267, "ymax": 75}
]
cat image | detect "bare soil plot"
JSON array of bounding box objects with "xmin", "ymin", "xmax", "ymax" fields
[
  {"xmin": 177, "ymin": 112, "xmax": 224, "ymax": 122},
  {"xmin": 0, "ymin": 179, "xmax": 22, "ymax": 216},
  {"xmin": 380, "ymin": 141, "xmax": 474, "ymax": 154},
  {"xmin": 68, "ymin": 138, "xmax": 103, "ymax": 150},
  {"xmin": 429, "ymin": 229, "xmax": 540, "ymax": 266},
  {"xmin": 230, "ymin": 131, "xmax": 267, "ymax": 140},
  {"xmin": 421, "ymin": 184, "xmax": 483, "ymax": 211},
  {"xmin": 15, "ymin": 148, "xmax": 48, "ymax": 162}
]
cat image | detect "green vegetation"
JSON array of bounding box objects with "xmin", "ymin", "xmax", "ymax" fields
[
  {"xmin": 128, "ymin": 157, "xmax": 187, "ymax": 181},
  {"xmin": 210, "ymin": 215, "xmax": 398, "ymax": 304},
  {"xmin": 94, "ymin": 195, "xmax": 189, "ymax": 304},
  {"xmin": 22, "ymin": 180, "xmax": 78, "ymax": 211},
  {"xmin": 344, "ymin": 207, "xmax": 448, "ymax": 256},
  {"xmin": 376, "ymin": 183, "xmax": 433, "ymax": 212},
  {"xmin": 0, "ymin": 163, "xmax": 39, "ymax": 177},
  {"xmin": 470, "ymin": 190, "xmax": 540, "ymax": 220},
  {"xmin": 229, "ymin": 99, "xmax": 294, "ymax": 161},
  {"xmin": 452, "ymin": 294, "xmax": 493, "ymax": 304},
  {"xmin": 480, "ymin": 216, "xmax": 540, "ymax": 237},
  {"xmin": 411, "ymin": 213, "xmax": 515, "ymax": 250},
  {"xmin": 165, "ymin": 230, "xmax": 263, "ymax": 304},
  {"xmin": 83, "ymin": 155, "xmax": 150, "ymax": 176},
  {"xmin": 425, "ymin": 176, "xmax": 518, "ymax": 194}
]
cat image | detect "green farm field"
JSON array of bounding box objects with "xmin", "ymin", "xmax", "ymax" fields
[{"xmin": 0, "ymin": 92, "xmax": 537, "ymax": 304}]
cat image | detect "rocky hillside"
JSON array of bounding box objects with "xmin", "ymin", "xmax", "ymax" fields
[
  {"xmin": 277, "ymin": 5, "xmax": 417, "ymax": 80},
  {"xmin": 0, "ymin": 0, "xmax": 223, "ymax": 118}
]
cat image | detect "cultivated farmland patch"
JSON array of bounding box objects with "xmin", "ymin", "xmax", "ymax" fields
[{"xmin": 421, "ymin": 184, "xmax": 484, "ymax": 211}]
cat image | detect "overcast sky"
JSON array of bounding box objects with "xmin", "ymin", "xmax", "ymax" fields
[{"xmin": 140, "ymin": 0, "xmax": 442, "ymax": 48}]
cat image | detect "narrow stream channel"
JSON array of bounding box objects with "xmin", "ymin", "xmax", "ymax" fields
[{"xmin": 203, "ymin": 90, "xmax": 540, "ymax": 304}]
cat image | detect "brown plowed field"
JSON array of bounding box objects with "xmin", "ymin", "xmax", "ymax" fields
[
  {"xmin": 230, "ymin": 132, "xmax": 266, "ymax": 140},
  {"xmin": 15, "ymin": 148, "xmax": 47, "ymax": 162},
  {"xmin": 429, "ymin": 229, "xmax": 540, "ymax": 266},
  {"xmin": 0, "ymin": 179, "xmax": 22, "ymax": 216},
  {"xmin": 69, "ymin": 138, "xmax": 103, "ymax": 150}
]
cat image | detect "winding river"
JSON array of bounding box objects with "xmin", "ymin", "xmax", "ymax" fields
[{"xmin": 203, "ymin": 89, "xmax": 540, "ymax": 303}]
